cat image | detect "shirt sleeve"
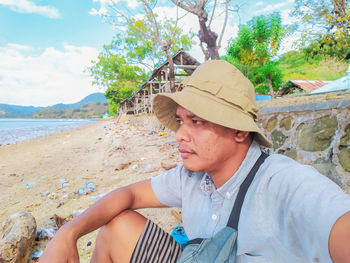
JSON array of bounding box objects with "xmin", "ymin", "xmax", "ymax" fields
[
  {"xmin": 267, "ymin": 161, "xmax": 350, "ymax": 262},
  {"xmin": 151, "ymin": 164, "xmax": 184, "ymax": 208}
]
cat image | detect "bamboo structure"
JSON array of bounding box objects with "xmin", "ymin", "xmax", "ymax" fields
[{"xmin": 119, "ymin": 49, "xmax": 200, "ymax": 115}]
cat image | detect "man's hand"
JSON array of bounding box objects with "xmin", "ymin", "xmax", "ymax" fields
[
  {"xmin": 39, "ymin": 224, "xmax": 79, "ymax": 263},
  {"xmin": 38, "ymin": 179, "xmax": 165, "ymax": 262}
]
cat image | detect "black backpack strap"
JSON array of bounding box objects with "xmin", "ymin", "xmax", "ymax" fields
[{"xmin": 227, "ymin": 152, "xmax": 268, "ymax": 229}]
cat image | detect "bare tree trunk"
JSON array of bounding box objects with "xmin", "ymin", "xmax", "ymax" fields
[
  {"xmin": 165, "ymin": 48, "xmax": 176, "ymax": 92},
  {"xmin": 198, "ymin": 19, "xmax": 220, "ymax": 60},
  {"xmin": 266, "ymin": 74, "xmax": 275, "ymax": 99}
]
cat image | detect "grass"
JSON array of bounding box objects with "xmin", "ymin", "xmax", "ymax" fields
[{"xmin": 279, "ymin": 51, "xmax": 348, "ymax": 81}]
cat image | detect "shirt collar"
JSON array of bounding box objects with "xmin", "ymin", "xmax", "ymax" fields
[{"xmin": 199, "ymin": 140, "xmax": 262, "ymax": 196}]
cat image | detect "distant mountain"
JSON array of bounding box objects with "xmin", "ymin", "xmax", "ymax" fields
[
  {"xmin": 50, "ymin": 93, "xmax": 107, "ymax": 110},
  {"xmin": 0, "ymin": 104, "xmax": 44, "ymax": 118},
  {"xmin": 0, "ymin": 93, "xmax": 108, "ymax": 118}
]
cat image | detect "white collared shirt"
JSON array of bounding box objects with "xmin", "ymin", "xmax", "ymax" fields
[{"xmin": 151, "ymin": 141, "xmax": 350, "ymax": 262}]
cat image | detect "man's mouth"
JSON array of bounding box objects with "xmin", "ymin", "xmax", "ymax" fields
[{"xmin": 179, "ymin": 148, "xmax": 194, "ymax": 159}]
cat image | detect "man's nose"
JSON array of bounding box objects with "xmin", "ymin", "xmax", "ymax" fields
[{"xmin": 176, "ymin": 123, "xmax": 190, "ymax": 142}]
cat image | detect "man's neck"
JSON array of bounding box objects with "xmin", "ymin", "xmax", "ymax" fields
[{"xmin": 209, "ymin": 141, "xmax": 251, "ymax": 189}]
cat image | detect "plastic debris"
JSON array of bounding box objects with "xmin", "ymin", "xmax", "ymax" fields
[
  {"xmin": 59, "ymin": 178, "xmax": 67, "ymax": 184},
  {"xmin": 86, "ymin": 193, "xmax": 106, "ymax": 201},
  {"xmin": 72, "ymin": 209, "xmax": 84, "ymax": 218},
  {"xmin": 139, "ymin": 164, "xmax": 156, "ymax": 174},
  {"xmin": 77, "ymin": 182, "xmax": 95, "ymax": 195},
  {"xmin": 148, "ymin": 131, "xmax": 157, "ymax": 135},
  {"xmin": 29, "ymin": 250, "xmax": 43, "ymax": 260},
  {"xmin": 26, "ymin": 183, "xmax": 36, "ymax": 189},
  {"xmin": 41, "ymin": 190, "xmax": 50, "ymax": 197},
  {"xmin": 77, "ymin": 188, "xmax": 87, "ymax": 195},
  {"xmin": 62, "ymin": 182, "xmax": 70, "ymax": 188},
  {"xmin": 85, "ymin": 147, "xmax": 95, "ymax": 153},
  {"xmin": 85, "ymin": 182, "xmax": 95, "ymax": 192},
  {"xmin": 36, "ymin": 228, "xmax": 55, "ymax": 240}
]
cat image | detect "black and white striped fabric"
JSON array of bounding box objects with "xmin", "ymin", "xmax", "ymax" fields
[{"xmin": 130, "ymin": 220, "xmax": 183, "ymax": 263}]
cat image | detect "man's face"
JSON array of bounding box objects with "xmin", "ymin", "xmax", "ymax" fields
[{"xmin": 175, "ymin": 105, "xmax": 238, "ymax": 174}]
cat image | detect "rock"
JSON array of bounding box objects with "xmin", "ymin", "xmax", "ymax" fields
[
  {"xmin": 161, "ymin": 161, "xmax": 177, "ymax": 170},
  {"xmin": 284, "ymin": 149, "xmax": 297, "ymax": 160},
  {"xmin": 279, "ymin": 116, "xmax": 294, "ymax": 131},
  {"xmin": 338, "ymin": 148, "xmax": 350, "ymax": 172},
  {"xmin": 271, "ymin": 130, "xmax": 287, "ymax": 149},
  {"xmin": 265, "ymin": 117, "xmax": 277, "ymax": 132},
  {"xmin": 297, "ymin": 116, "xmax": 337, "ymax": 152},
  {"xmin": 0, "ymin": 212, "xmax": 36, "ymax": 263},
  {"xmin": 340, "ymin": 125, "xmax": 350, "ymax": 147},
  {"xmin": 312, "ymin": 158, "xmax": 342, "ymax": 186}
]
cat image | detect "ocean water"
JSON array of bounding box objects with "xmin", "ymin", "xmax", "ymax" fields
[{"xmin": 0, "ymin": 119, "xmax": 95, "ymax": 145}]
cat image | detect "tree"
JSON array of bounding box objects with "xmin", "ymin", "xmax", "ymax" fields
[
  {"xmin": 292, "ymin": 0, "xmax": 350, "ymax": 60},
  {"xmin": 89, "ymin": 49, "xmax": 147, "ymax": 115},
  {"xmin": 94, "ymin": 0, "xmax": 194, "ymax": 92},
  {"xmin": 170, "ymin": 0, "xmax": 240, "ymax": 60},
  {"xmin": 225, "ymin": 13, "xmax": 285, "ymax": 96},
  {"xmin": 89, "ymin": 2, "xmax": 194, "ymax": 114}
]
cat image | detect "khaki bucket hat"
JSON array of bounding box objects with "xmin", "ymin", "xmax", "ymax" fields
[{"xmin": 153, "ymin": 60, "xmax": 272, "ymax": 148}]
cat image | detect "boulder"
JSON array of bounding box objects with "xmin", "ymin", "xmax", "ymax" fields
[{"xmin": 0, "ymin": 212, "xmax": 36, "ymax": 263}]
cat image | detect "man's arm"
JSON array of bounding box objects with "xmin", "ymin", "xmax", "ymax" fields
[
  {"xmin": 329, "ymin": 211, "xmax": 350, "ymax": 262},
  {"xmin": 39, "ymin": 179, "xmax": 165, "ymax": 262}
]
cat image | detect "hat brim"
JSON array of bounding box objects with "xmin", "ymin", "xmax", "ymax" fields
[{"xmin": 153, "ymin": 87, "xmax": 272, "ymax": 148}]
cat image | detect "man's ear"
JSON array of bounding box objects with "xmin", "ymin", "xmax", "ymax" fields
[{"xmin": 233, "ymin": 130, "xmax": 251, "ymax": 143}]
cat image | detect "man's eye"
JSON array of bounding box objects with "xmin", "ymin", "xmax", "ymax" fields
[
  {"xmin": 176, "ymin": 119, "xmax": 183, "ymax": 125},
  {"xmin": 192, "ymin": 119, "xmax": 202, "ymax": 124}
]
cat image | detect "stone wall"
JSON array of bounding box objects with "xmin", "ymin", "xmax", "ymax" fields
[{"xmin": 258, "ymin": 99, "xmax": 350, "ymax": 193}]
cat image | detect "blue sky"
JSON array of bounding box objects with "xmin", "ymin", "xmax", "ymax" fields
[{"xmin": 0, "ymin": 0, "xmax": 297, "ymax": 107}]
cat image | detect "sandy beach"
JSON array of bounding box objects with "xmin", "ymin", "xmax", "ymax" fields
[{"xmin": 0, "ymin": 115, "xmax": 181, "ymax": 262}]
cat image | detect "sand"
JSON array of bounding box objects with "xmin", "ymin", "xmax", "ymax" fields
[{"xmin": 0, "ymin": 116, "xmax": 181, "ymax": 262}]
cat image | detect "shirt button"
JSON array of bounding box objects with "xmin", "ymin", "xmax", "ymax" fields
[
  {"xmin": 226, "ymin": 192, "xmax": 231, "ymax": 199},
  {"xmin": 212, "ymin": 214, "xmax": 217, "ymax": 220}
]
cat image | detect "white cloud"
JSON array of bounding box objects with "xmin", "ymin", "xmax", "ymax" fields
[
  {"xmin": 90, "ymin": 0, "xmax": 139, "ymax": 16},
  {"xmin": 256, "ymin": 1, "xmax": 264, "ymax": 6},
  {"xmin": 0, "ymin": 0, "xmax": 61, "ymax": 18},
  {"xmin": 254, "ymin": 0, "xmax": 294, "ymax": 15},
  {"xmin": 0, "ymin": 44, "xmax": 103, "ymax": 106}
]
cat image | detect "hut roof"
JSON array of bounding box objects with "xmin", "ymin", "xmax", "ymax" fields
[
  {"xmin": 289, "ymin": 80, "xmax": 330, "ymax": 92},
  {"xmin": 126, "ymin": 49, "xmax": 200, "ymax": 102}
]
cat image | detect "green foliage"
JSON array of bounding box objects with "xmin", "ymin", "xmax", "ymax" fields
[
  {"xmin": 292, "ymin": 0, "xmax": 350, "ymax": 60},
  {"xmin": 89, "ymin": 16, "xmax": 195, "ymax": 115},
  {"xmin": 225, "ymin": 13, "xmax": 285, "ymax": 94}
]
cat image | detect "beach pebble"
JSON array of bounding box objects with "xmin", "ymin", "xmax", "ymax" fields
[
  {"xmin": 9, "ymin": 173, "xmax": 17, "ymax": 177},
  {"xmin": 132, "ymin": 164, "xmax": 139, "ymax": 169},
  {"xmin": 114, "ymin": 162, "xmax": 131, "ymax": 171}
]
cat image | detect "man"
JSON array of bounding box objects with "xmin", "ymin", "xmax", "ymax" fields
[{"xmin": 40, "ymin": 60, "xmax": 350, "ymax": 263}]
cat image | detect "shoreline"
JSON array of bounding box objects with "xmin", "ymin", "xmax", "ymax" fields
[
  {"xmin": 0, "ymin": 118, "xmax": 97, "ymax": 146},
  {"xmin": 0, "ymin": 116, "xmax": 180, "ymax": 262}
]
